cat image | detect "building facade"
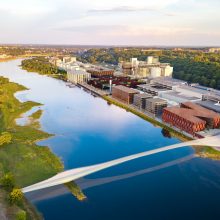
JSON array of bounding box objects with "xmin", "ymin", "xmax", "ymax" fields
[
  {"xmin": 112, "ymin": 85, "xmax": 139, "ymax": 104},
  {"xmin": 67, "ymin": 71, "xmax": 91, "ymax": 84},
  {"xmin": 133, "ymin": 93, "xmax": 153, "ymax": 109},
  {"xmin": 145, "ymin": 98, "xmax": 167, "ymax": 116},
  {"xmin": 162, "ymin": 102, "xmax": 220, "ymax": 135}
]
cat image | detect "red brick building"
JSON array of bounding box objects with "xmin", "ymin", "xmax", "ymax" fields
[
  {"xmin": 162, "ymin": 102, "xmax": 220, "ymax": 135},
  {"xmin": 112, "ymin": 85, "xmax": 139, "ymax": 104},
  {"xmin": 87, "ymin": 68, "xmax": 114, "ymax": 78}
]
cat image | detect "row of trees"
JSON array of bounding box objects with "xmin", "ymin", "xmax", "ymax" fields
[
  {"xmin": 78, "ymin": 48, "xmax": 220, "ymax": 89},
  {"xmin": 21, "ymin": 57, "xmax": 66, "ymax": 75}
]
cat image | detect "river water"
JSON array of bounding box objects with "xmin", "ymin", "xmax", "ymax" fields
[{"xmin": 1, "ymin": 59, "xmax": 220, "ymax": 220}]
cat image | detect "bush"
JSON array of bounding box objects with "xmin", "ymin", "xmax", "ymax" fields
[
  {"xmin": 9, "ymin": 188, "xmax": 23, "ymax": 205},
  {"xmin": 0, "ymin": 173, "xmax": 15, "ymax": 191},
  {"xmin": 0, "ymin": 132, "xmax": 12, "ymax": 146},
  {"xmin": 16, "ymin": 210, "xmax": 26, "ymax": 220}
]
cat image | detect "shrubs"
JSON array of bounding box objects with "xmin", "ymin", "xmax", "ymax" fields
[
  {"xmin": 0, "ymin": 173, "xmax": 15, "ymax": 191},
  {"xmin": 0, "ymin": 132, "xmax": 12, "ymax": 146},
  {"xmin": 0, "ymin": 77, "xmax": 9, "ymax": 84},
  {"xmin": 16, "ymin": 210, "xmax": 26, "ymax": 220},
  {"xmin": 9, "ymin": 188, "xmax": 23, "ymax": 205}
]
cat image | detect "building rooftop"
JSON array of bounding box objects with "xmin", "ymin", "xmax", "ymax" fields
[
  {"xmin": 196, "ymin": 100, "xmax": 220, "ymax": 113},
  {"xmin": 113, "ymin": 85, "xmax": 139, "ymax": 94},
  {"xmin": 164, "ymin": 107, "xmax": 206, "ymax": 124},
  {"xmin": 137, "ymin": 84, "xmax": 170, "ymax": 92},
  {"xmin": 147, "ymin": 98, "xmax": 167, "ymax": 104},
  {"xmin": 182, "ymin": 102, "xmax": 220, "ymax": 118},
  {"xmin": 68, "ymin": 70, "xmax": 88, "ymax": 75},
  {"xmin": 151, "ymin": 77, "xmax": 187, "ymax": 87},
  {"xmin": 162, "ymin": 91, "xmax": 200, "ymax": 101},
  {"xmin": 178, "ymin": 85, "xmax": 211, "ymax": 95},
  {"xmin": 134, "ymin": 93, "xmax": 153, "ymax": 99}
]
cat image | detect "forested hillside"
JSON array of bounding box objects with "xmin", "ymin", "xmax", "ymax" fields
[{"xmin": 78, "ymin": 48, "xmax": 220, "ymax": 89}]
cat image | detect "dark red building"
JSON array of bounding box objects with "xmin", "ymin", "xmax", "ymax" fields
[
  {"xmin": 87, "ymin": 68, "xmax": 114, "ymax": 78},
  {"xmin": 162, "ymin": 102, "xmax": 220, "ymax": 135}
]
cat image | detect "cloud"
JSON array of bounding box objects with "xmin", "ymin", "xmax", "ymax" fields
[
  {"xmin": 54, "ymin": 24, "xmax": 125, "ymax": 33},
  {"xmin": 88, "ymin": 6, "xmax": 155, "ymax": 13},
  {"xmin": 87, "ymin": 6, "xmax": 176, "ymax": 17}
]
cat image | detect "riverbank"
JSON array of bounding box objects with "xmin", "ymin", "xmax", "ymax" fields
[
  {"xmin": 102, "ymin": 95, "xmax": 220, "ymax": 160},
  {"xmin": 0, "ymin": 76, "xmax": 64, "ymax": 219}
]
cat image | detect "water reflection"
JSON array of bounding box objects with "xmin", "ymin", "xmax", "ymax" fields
[{"xmin": 27, "ymin": 154, "xmax": 194, "ymax": 202}]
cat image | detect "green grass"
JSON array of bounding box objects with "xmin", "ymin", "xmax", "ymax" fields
[
  {"xmin": 0, "ymin": 76, "xmax": 64, "ymax": 219},
  {"xmin": 30, "ymin": 110, "xmax": 43, "ymax": 120},
  {"xmin": 65, "ymin": 182, "xmax": 87, "ymax": 201},
  {"xmin": 196, "ymin": 146, "xmax": 220, "ymax": 160},
  {"xmin": 0, "ymin": 77, "xmax": 64, "ymax": 187}
]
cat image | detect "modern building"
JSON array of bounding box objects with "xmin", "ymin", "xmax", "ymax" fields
[
  {"xmin": 160, "ymin": 91, "xmax": 201, "ymax": 104},
  {"xmin": 137, "ymin": 84, "xmax": 171, "ymax": 96},
  {"xmin": 207, "ymin": 48, "xmax": 220, "ymax": 53},
  {"xmin": 133, "ymin": 93, "xmax": 153, "ymax": 109},
  {"xmin": 162, "ymin": 102, "xmax": 220, "ymax": 136},
  {"xmin": 145, "ymin": 98, "xmax": 167, "ymax": 116},
  {"xmin": 67, "ymin": 70, "xmax": 91, "ymax": 84},
  {"xmin": 196, "ymin": 100, "xmax": 220, "ymax": 113},
  {"xmin": 112, "ymin": 85, "xmax": 139, "ymax": 104},
  {"xmin": 88, "ymin": 76, "xmax": 144, "ymax": 90},
  {"xmin": 87, "ymin": 67, "xmax": 114, "ymax": 78},
  {"xmin": 63, "ymin": 56, "xmax": 77, "ymax": 63},
  {"xmin": 120, "ymin": 56, "xmax": 173, "ymax": 78},
  {"xmin": 150, "ymin": 77, "xmax": 187, "ymax": 90}
]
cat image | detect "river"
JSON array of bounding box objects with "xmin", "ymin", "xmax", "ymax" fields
[{"xmin": 1, "ymin": 59, "xmax": 220, "ymax": 220}]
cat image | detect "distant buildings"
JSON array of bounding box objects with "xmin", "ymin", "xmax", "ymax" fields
[
  {"xmin": 88, "ymin": 76, "xmax": 143, "ymax": 90},
  {"xmin": 207, "ymin": 48, "xmax": 220, "ymax": 53},
  {"xmin": 120, "ymin": 56, "xmax": 173, "ymax": 78},
  {"xmin": 162, "ymin": 102, "xmax": 220, "ymax": 136}
]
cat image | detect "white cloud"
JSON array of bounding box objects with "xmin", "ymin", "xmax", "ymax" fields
[{"xmin": 0, "ymin": 0, "xmax": 219, "ymax": 46}]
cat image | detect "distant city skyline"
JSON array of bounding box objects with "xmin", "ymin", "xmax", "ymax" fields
[{"xmin": 1, "ymin": 0, "xmax": 220, "ymax": 46}]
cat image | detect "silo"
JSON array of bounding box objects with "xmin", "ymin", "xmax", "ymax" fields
[{"xmin": 150, "ymin": 67, "xmax": 161, "ymax": 78}]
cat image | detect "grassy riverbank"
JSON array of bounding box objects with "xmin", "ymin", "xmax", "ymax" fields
[
  {"xmin": 21, "ymin": 57, "xmax": 67, "ymax": 81},
  {"xmin": 0, "ymin": 76, "xmax": 64, "ymax": 219}
]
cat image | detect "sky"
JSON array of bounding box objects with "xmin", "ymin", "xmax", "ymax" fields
[{"xmin": 0, "ymin": 0, "xmax": 220, "ymax": 46}]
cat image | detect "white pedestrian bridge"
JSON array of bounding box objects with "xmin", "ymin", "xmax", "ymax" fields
[{"xmin": 22, "ymin": 135, "xmax": 220, "ymax": 193}]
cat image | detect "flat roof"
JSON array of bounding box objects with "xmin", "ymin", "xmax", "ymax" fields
[
  {"xmin": 113, "ymin": 85, "xmax": 139, "ymax": 94},
  {"xmin": 151, "ymin": 77, "xmax": 186, "ymax": 86},
  {"xmin": 163, "ymin": 91, "xmax": 200, "ymax": 101},
  {"xmin": 134, "ymin": 93, "xmax": 153, "ymax": 99},
  {"xmin": 147, "ymin": 98, "xmax": 167, "ymax": 103},
  {"xmin": 182, "ymin": 102, "xmax": 220, "ymax": 118},
  {"xmin": 196, "ymin": 100, "xmax": 220, "ymax": 113},
  {"xmin": 138, "ymin": 84, "xmax": 170, "ymax": 92}
]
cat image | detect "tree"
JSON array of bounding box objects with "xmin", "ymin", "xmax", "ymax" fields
[
  {"xmin": 16, "ymin": 210, "xmax": 26, "ymax": 220},
  {"xmin": 9, "ymin": 188, "xmax": 23, "ymax": 205},
  {"xmin": 0, "ymin": 173, "xmax": 15, "ymax": 191},
  {"xmin": 0, "ymin": 132, "xmax": 12, "ymax": 146}
]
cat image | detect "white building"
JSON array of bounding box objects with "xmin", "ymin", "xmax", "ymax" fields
[
  {"xmin": 150, "ymin": 67, "xmax": 162, "ymax": 78},
  {"xmin": 67, "ymin": 70, "xmax": 91, "ymax": 84},
  {"xmin": 121, "ymin": 56, "xmax": 173, "ymax": 78}
]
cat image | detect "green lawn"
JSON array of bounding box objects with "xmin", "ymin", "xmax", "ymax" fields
[{"xmin": 0, "ymin": 77, "xmax": 63, "ymax": 187}]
